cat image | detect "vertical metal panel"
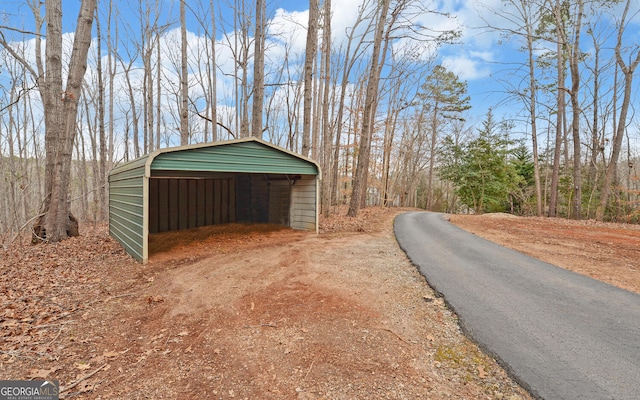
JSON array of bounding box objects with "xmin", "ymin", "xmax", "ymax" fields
[
  {"xmin": 251, "ymin": 175, "xmax": 269, "ymax": 223},
  {"xmin": 222, "ymin": 178, "xmax": 231, "ymax": 223},
  {"xmin": 169, "ymin": 179, "xmax": 179, "ymax": 231},
  {"xmin": 235, "ymin": 175, "xmax": 251, "ymax": 223},
  {"xmin": 108, "ymin": 163, "xmax": 146, "ymax": 262},
  {"xmin": 214, "ymin": 180, "xmax": 222, "ymax": 224},
  {"xmin": 149, "ymin": 178, "xmax": 236, "ymax": 233},
  {"xmin": 196, "ymin": 180, "xmax": 206, "ymax": 227},
  {"xmin": 149, "ymin": 178, "xmax": 159, "ymax": 233},
  {"xmin": 290, "ymin": 175, "xmax": 317, "ymax": 231},
  {"xmin": 187, "ymin": 180, "xmax": 197, "ymax": 228},
  {"xmin": 178, "ymin": 180, "xmax": 188, "ymax": 230},
  {"xmin": 205, "ymin": 180, "xmax": 214, "ymax": 225},
  {"xmin": 158, "ymin": 179, "xmax": 169, "ymax": 232},
  {"xmin": 269, "ymin": 180, "xmax": 291, "ymax": 226},
  {"xmin": 228, "ymin": 178, "xmax": 237, "ymax": 223}
]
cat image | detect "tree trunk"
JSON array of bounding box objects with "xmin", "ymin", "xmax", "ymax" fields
[
  {"xmin": 596, "ymin": 0, "xmax": 640, "ymax": 221},
  {"xmin": 210, "ymin": 0, "xmax": 218, "ymax": 141},
  {"xmin": 330, "ymin": 5, "xmax": 373, "ymax": 207},
  {"xmin": 347, "ymin": 0, "xmax": 390, "ymax": 217},
  {"xmin": 588, "ymin": 29, "xmax": 601, "ymax": 190},
  {"xmin": 180, "ymin": 0, "xmax": 189, "ymax": 145},
  {"xmin": 320, "ymin": 0, "xmax": 332, "ymax": 216},
  {"xmin": 548, "ymin": 0, "xmax": 565, "ymax": 218},
  {"xmin": 156, "ymin": 33, "xmax": 162, "ymax": 150},
  {"xmin": 523, "ymin": 0, "xmax": 542, "ymax": 217},
  {"xmin": 251, "ymin": 0, "xmax": 265, "ymax": 138},
  {"xmin": 34, "ymin": 0, "xmax": 96, "ymax": 242},
  {"xmin": 567, "ymin": 0, "xmax": 584, "ymax": 220},
  {"xmin": 302, "ymin": 0, "xmax": 318, "ymax": 157},
  {"xmin": 96, "ymin": 16, "xmax": 108, "ymax": 221}
]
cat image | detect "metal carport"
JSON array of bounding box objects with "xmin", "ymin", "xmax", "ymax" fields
[{"xmin": 108, "ymin": 137, "xmax": 321, "ymax": 263}]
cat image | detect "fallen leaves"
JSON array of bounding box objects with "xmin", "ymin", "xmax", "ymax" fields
[
  {"xmin": 0, "ymin": 213, "xmax": 537, "ymax": 400},
  {"xmin": 102, "ymin": 350, "xmax": 120, "ymax": 359},
  {"xmin": 60, "ymin": 364, "xmax": 109, "ymax": 395},
  {"xmin": 0, "ymin": 225, "xmax": 136, "ymax": 379},
  {"xmin": 75, "ymin": 362, "xmax": 91, "ymax": 371},
  {"xmin": 27, "ymin": 367, "xmax": 60, "ymax": 379},
  {"xmin": 146, "ymin": 295, "xmax": 164, "ymax": 304}
]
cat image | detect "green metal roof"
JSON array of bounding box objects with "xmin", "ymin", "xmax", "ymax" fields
[
  {"xmin": 110, "ymin": 137, "xmax": 320, "ymax": 178},
  {"xmin": 151, "ymin": 139, "xmax": 319, "ymax": 175}
]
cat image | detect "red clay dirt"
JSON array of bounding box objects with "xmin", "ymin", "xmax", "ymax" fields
[
  {"xmin": 2, "ymin": 208, "xmax": 638, "ymax": 399},
  {"xmin": 448, "ymin": 213, "xmax": 640, "ymax": 294}
]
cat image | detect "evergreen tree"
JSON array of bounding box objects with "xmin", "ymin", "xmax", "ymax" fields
[
  {"xmin": 419, "ymin": 65, "xmax": 471, "ymax": 209},
  {"xmin": 509, "ymin": 143, "xmax": 536, "ymax": 214},
  {"xmin": 440, "ymin": 109, "xmax": 522, "ymax": 213}
]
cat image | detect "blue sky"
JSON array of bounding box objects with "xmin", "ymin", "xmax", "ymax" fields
[{"xmin": 2, "ymin": 0, "xmax": 639, "ymax": 148}]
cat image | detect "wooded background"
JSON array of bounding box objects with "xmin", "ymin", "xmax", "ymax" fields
[{"xmin": 1, "ymin": 0, "xmax": 639, "ymax": 243}]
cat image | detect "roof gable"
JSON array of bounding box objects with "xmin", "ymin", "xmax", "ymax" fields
[{"xmin": 150, "ymin": 138, "xmax": 319, "ymax": 175}]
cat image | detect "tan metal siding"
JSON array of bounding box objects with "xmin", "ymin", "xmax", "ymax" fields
[{"xmin": 290, "ymin": 176, "xmax": 317, "ymax": 231}]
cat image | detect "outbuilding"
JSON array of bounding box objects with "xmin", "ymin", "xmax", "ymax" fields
[{"xmin": 108, "ymin": 137, "xmax": 321, "ymax": 263}]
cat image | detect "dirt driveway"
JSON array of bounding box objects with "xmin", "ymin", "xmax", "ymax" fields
[
  {"xmin": 448, "ymin": 213, "xmax": 640, "ymax": 294},
  {"xmin": 2, "ymin": 208, "xmax": 638, "ymax": 399}
]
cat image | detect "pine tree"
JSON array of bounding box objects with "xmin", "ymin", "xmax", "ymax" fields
[
  {"xmin": 440, "ymin": 110, "xmax": 521, "ymax": 213},
  {"xmin": 418, "ymin": 65, "xmax": 471, "ymax": 209}
]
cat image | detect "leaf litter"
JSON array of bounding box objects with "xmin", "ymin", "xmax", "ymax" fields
[{"xmin": 9, "ymin": 209, "xmax": 620, "ymax": 398}]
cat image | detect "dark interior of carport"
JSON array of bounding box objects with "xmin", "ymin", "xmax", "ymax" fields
[{"xmin": 147, "ymin": 170, "xmax": 299, "ymax": 234}]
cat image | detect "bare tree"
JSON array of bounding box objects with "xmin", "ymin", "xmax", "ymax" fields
[
  {"xmin": 347, "ymin": 0, "xmax": 391, "ymax": 217},
  {"xmin": 302, "ymin": 0, "xmax": 319, "ymax": 157},
  {"xmin": 251, "ymin": 0, "xmax": 266, "ymax": 138},
  {"xmin": 482, "ymin": 0, "xmax": 545, "ymax": 216},
  {"xmin": 220, "ymin": 0, "xmax": 252, "ymax": 137},
  {"xmin": 180, "ymin": 0, "xmax": 189, "ymax": 145},
  {"xmin": 559, "ymin": 0, "xmax": 585, "ymax": 219},
  {"xmin": 210, "ymin": 0, "xmax": 218, "ymax": 141},
  {"xmin": 107, "ymin": 0, "xmax": 116, "ymax": 173},
  {"xmin": 118, "ymin": 54, "xmax": 141, "ymax": 158},
  {"xmin": 520, "ymin": 0, "xmax": 544, "ymax": 216},
  {"xmin": 330, "ymin": 2, "xmax": 376, "ymax": 207},
  {"xmin": 596, "ymin": 0, "xmax": 640, "ymax": 220},
  {"xmin": 35, "ymin": 0, "xmax": 97, "ymax": 241},
  {"xmin": 547, "ymin": 0, "xmax": 567, "ymax": 218},
  {"xmin": 320, "ymin": 0, "xmax": 333, "ymax": 216},
  {"xmin": 94, "ymin": 14, "xmax": 110, "ymax": 221}
]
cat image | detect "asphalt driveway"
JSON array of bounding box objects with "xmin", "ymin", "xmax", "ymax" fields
[{"xmin": 394, "ymin": 211, "xmax": 640, "ymax": 400}]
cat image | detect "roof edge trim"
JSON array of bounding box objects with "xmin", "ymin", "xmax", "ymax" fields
[{"xmin": 142, "ymin": 137, "xmax": 321, "ymax": 179}]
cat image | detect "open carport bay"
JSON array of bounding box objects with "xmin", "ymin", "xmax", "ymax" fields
[{"xmin": 147, "ymin": 172, "xmax": 314, "ymax": 233}]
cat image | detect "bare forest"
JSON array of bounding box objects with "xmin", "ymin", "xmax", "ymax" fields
[{"xmin": 1, "ymin": 0, "xmax": 640, "ymax": 243}]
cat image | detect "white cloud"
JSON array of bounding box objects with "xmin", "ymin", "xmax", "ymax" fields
[
  {"xmin": 441, "ymin": 54, "xmax": 492, "ymax": 81},
  {"xmin": 469, "ymin": 50, "xmax": 494, "ymax": 63},
  {"xmin": 268, "ymin": 8, "xmax": 309, "ymax": 55}
]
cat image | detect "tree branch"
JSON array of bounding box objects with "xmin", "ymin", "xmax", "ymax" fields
[
  {"xmin": 0, "ymin": 25, "xmax": 44, "ymax": 37},
  {"xmin": 0, "ymin": 83, "xmax": 38, "ymax": 113},
  {"xmin": 0, "ymin": 31, "xmax": 40, "ymax": 79},
  {"xmin": 189, "ymin": 98, "xmax": 236, "ymax": 138}
]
